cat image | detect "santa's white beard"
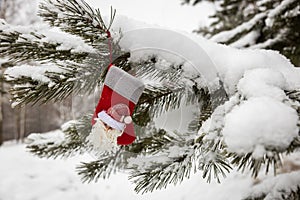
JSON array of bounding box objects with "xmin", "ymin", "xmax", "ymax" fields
[{"xmin": 88, "ymin": 119, "xmax": 123, "ymax": 153}]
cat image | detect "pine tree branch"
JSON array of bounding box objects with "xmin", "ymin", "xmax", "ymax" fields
[
  {"xmin": 130, "ymin": 152, "xmax": 194, "ymax": 194},
  {"xmin": 182, "ymin": 0, "xmax": 216, "ymax": 5},
  {"xmin": 137, "ymin": 86, "xmax": 193, "ymax": 118},
  {"xmin": 75, "ymin": 86, "xmax": 298, "ymax": 188},
  {"xmin": 4, "ymin": 45, "xmax": 111, "ymax": 106},
  {"xmin": 1, "ymin": 0, "xmax": 118, "ymax": 106},
  {"xmin": 228, "ymin": 132, "xmax": 300, "ymax": 179},
  {"xmin": 133, "ymin": 86, "xmax": 192, "ymax": 126},
  {"xmin": 77, "ymin": 149, "xmax": 123, "ymax": 182},
  {"xmin": 195, "ymin": 0, "xmax": 300, "ymax": 65},
  {"xmin": 27, "ymin": 133, "xmax": 86, "ymax": 159},
  {"xmin": 194, "ymin": 132, "xmax": 232, "ymax": 183},
  {"xmin": 128, "ymin": 131, "xmax": 195, "ymax": 194},
  {"xmin": 76, "ymin": 88, "xmax": 300, "ymax": 190},
  {"xmin": 76, "ymin": 127, "xmax": 177, "ymax": 183},
  {"xmin": 26, "ymin": 114, "xmax": 92, "ymax": 158},
  {"xmin": 194, "ymin": 90, "xmax": 300, "ymax": 182},
  {"xmin": 285, "ymin": 90, "xmax": 300, "ymax": 153},
  {"xmin": 0, "ymin": 20, "xmax": 94, "ymax": 64},
  {"xmin": 188, "ymin": 82, "xmax": 228, "ymax": 132},
  {"xmin": 63, "ymin": 114, "xmax": 93, "ymax": 141},
  {"xmin": 243, "ymin": 186, "xmax": 300, "ymax": 200},
  {"xmin": 125, "ymin": 128, "xmax": 172, "ymax": 154},
  {"xmin": 5, "ymin": 63, "xmax": 76, "ymax": 105},
  {"xmin": 0, "ymin": 60, "xmax": 14, "ymax": 69},
  {"xmin": 243, "ymin": 172, "xmax": 300, "ymax": 200},
  {"xmin": 39, "ymin": 0, "xmax": 116, "ymax": 44},
  {"xmin": 132, "ymin": 57, "xmax": 203, "ymax": 120},
  {"xmin": 10, "ymin": 0, "xmax": 300, "ymax": 195}
]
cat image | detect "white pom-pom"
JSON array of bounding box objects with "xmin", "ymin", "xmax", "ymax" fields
[{"xmin": 124, "ymin": 116, "xmax": 132, "ymax": 124}]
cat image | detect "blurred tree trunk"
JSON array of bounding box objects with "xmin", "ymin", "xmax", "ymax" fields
[
  {"xmin": 14, "ymin": 106, "xmax": 26, "ymax": 142},
  {"xmin": 0, "ymin": 0, "xmax": 7, "ymax": 18},
  {"xmin": 0, "ymin": 0, "xmax": 6, "ymax": 146},
  {"xmin": 0, "ymin": 76, "xmax": 3, "ymax": 146},
  {"xmin": 19, "ymin": 106, "xmax": 26, "ymax": 142}
]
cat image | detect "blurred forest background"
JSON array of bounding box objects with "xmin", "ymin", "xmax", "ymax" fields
[{"xmin": 0, "ymin": 0, "xmax": 73, "ymax": 144}]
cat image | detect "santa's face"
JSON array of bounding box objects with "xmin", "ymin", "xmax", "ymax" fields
[
  {"xmin": 102, "ymin": 121, "xmax": 113, "ymax": 131},
  {"xmin": 88, "ymin": 119, "xmax": 123, "ymax": 152}
]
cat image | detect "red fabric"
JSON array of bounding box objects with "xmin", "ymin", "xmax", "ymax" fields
[{"xmin": 92, "ymin": 82, "xmax": 136, "ymax": 145}]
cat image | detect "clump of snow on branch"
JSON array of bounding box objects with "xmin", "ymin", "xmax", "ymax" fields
[
  {"xmin": 0, "ymin": 19, "xmax": 95, "ymax": 53},
  {"xmin": 5, "ymin": 64, "xmax": 64, "ymax": 86},
  {"xmin": 265, "ymin": 0, "xmax": 297, "ymax": 27},
  {"xmin": 237, "ymin": 68, "xmax": 288, "ymax": 101},
  {"xmin": 26, "ymin": 130, "xmax": 65, "ymax": 146},
  {"xmin": 40, "ymin": 29, "xmax": 96, "ymax": 53},
  {"xmin": 244, "ymin": 171, "xmax": 300, "ymax": 200},
  {"xmin": 222, "ymin": 97, "xmax": 298, "ymax": 157},
  {"xmin": 210, "ymin": 13, "xmax": 266, "ymax": 43}
]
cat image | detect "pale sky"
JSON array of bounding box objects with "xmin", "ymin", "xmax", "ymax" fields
[{"xmin": 85, "ymin": 0, "xmax": 215, "ymax": 32}]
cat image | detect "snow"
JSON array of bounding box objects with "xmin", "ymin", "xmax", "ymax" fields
[
  {"xmin": 0, "ymin": 21, "xmax": 95, "ymax": 54},
  {"xmin": 4, "ymin": 64, "xmax": 64, "ymax": 85},
  {"xmin": 26, "ymin": 131, "xmax": 66, "ymax": 146},
  {"xmin": 237, "ymin": 68, "xmax": 288, "ymax": 101},
  {"xmin": 210, "ymin": 0, "xmax": 297, "ymax": 46},
  {"xmin": 2, "ymin": 138, "xmax": 300, "ymax": 200},
  {"xmin": 222, "ymin": 97, "xmax": 298, "ymax": 157},
  {"xmin": 60, "ymin": 120, "xmax": 77, "ymax": 132},
  {"xmin": 205, "ymin": 47, "xmax": 300, "ymax": 94},
  {"xmin": 2, "ymin": 0, "xmax": 41, "ymax": 25},
  {"xmin": 250, "ymin": 29, "xmax": 287, "ymax": 49},
  {"xmin": 40, "ymin": 29, "xmax": 96, "ymax": 53},
  {"xmin": 111, "ymin": 17, "xmax": 300, "ymax": 95},
  {"xmin": 117, "ymin": 27, "xmax": 220, "ymax": 91},
  {"xmin": 230, "ymin": 30, "xmax": 260, "ymax": 48},
  {"xmin": 0, "ymin": 139, "xmax": 254, "ymax": 200},
  {"xmin": 0, "ymin": 140, "xmax": 136, "ymax": 200},
  {"xmin": 265, "ymin": 0, "xmax": 297, "ymax": 27},
  {"xmin": 244, "ymin": 170, "xmax": 300, "ymax": 200},
  {"xmin": 210, "ymin": 13, "xmax": 266, "ymax": 43},
  {"xmin": 221, "ymin": 67, "xmax": 299, "ymax": 157}
]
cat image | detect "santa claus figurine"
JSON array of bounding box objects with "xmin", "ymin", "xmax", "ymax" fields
[{"xmin": 88, "ymin": 103, "xmax": 133, "ymax": 152}]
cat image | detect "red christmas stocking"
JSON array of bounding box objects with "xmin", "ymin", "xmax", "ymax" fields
[{"xmin": 92, "ymin": 65, "xmax": 145, "ymax": 145}]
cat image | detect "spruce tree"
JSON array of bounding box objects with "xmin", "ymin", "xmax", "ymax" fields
[{"xmin": 1, "ymin": 0, "xmax": 300, "ymax": 198}]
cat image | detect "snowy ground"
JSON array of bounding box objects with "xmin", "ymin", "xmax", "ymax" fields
[{"xmin": 0, "ymin": 131, "xmax": 254, "ymax": 200}]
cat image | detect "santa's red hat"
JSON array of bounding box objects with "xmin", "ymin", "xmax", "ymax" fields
[{"xmin": 97, "ymin": 104, "xmax": 132, "ymax": 131}]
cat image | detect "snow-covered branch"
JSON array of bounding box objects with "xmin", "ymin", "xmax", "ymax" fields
[{"xmin": 39, "ymin": 0, "xmax": 115, "ymax": 44}]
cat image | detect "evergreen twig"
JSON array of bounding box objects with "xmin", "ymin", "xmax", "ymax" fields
[
  {"xmin": 27, "ymin": 114, "xmax": 92, "ymax": 158},
  {"xmin": 39, "ymin": 0, "xmax": 116, "ymax": 44}
]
